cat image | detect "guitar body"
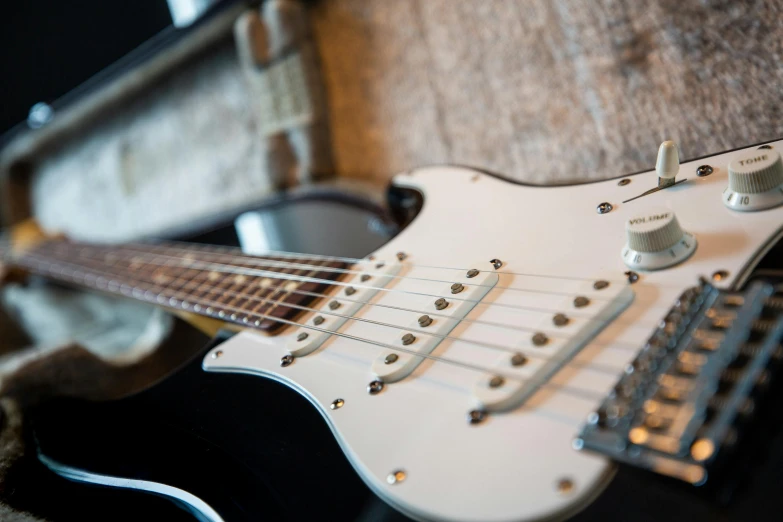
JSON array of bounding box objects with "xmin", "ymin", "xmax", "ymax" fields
[{"xmin": 28, "ymin": 140, "xmax": 783, "ymax": 521}]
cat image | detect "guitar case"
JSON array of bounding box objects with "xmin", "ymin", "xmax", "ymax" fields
[{"xmin": 1, "ymin": 0, "xmax": 782, "ymax": 520}]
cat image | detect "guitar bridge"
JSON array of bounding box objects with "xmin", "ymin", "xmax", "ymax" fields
[{"xmin": 576, "ymin": 279, "xmax": 783, "ymax": 485}]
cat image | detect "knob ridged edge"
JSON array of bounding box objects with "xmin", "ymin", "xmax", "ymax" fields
[
  {"xmin": 728, "ymin": 150, "xmax": 783, "ymax": 194},
  {"xmin": 626, "ymin": 212, "xmax": 683, "ymax": 253}
]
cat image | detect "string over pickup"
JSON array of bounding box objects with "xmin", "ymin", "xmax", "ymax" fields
[
  {"xmin": 472, "ymin": 277, "xmax": 634, "ymax": 412},
  {"xmin": 371, "ymin": 263, "xmax": 498, "ymax": 382},
  {"xmin": 287, "ymin": 261, "xmax": 401, "ymax": 357}
]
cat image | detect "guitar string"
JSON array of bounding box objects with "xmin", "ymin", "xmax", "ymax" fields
[
  {"xmin": 69, "ymin": 248, "xmax": 639, "ymax": 369},
  {"xmin": 114, "ymin": 242, "xmax": 682, "ymax": 312},
  {"xmin": 17, "ymin": 251, "xmax": 614, "ymax": 402},
  {"xmin": 68, "ymin": 245, "xmax": 664, "ymax": 352},
  {"xmin": 3, "ymin": 238, "xmax": 683, "ymax": 316},
  {"xmin": 46, "ymin": 242, "xmax": 676, "ymax": 324},
  {"xmin": 44, "ymin": 242, "xmax": 677, "ymax": 344},
  {"xmin": 123, "ymin": 242, "xmax": 622, "ymax": 298},
  {"xmin": 143, "ymin": 238, "xmax": 692, "ymax": 291},
  {"xmin": 21, "ymin": 249, "xmax": 644, "ymax": 378}
]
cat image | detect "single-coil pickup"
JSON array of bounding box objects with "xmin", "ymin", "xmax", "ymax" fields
[
  {"xmin": 287, "ymin": 261, "xmax": 401, "ymax": 357},
  {"xmin": 472, "ymin": 277, "xmax": 634, "ymax": 412},
  {"xmin": 372, "ymin": 265, "xmax": 499, "ymax": 382}
]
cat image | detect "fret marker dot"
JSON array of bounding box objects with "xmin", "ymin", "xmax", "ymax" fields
[
  {"xmin": 194, "ymin": 304, "xmax": 201, "ymax": 312},
  {"xmin": 230, "ymin": 313, "xmax": 238, "ymax": 321},
  {"xmin": 218, "ymin": 311, "xmax": 226, "ymax": 318},
  {"xmin": 208, "ymin": 272, "xmax": 220, "ymax": 281},
  {"xmin": 284, "ymin": 281, "xmax": 299, "ymax": 291},
  {"xmin": 234, "ymin": 275, "xmax": 247, "ymax": 284}
]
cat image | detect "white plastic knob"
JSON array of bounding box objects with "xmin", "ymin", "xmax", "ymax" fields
[
  {"xmin": 724, "ymin": 148, "xmax": 783, "ymax": 211},
  {"xmin": 622, "ymin": 209, "xmax": 697, "ymax": 271},
  {"xmin": 656, "ymin": 140, "xmax": 680, "ymax": 181}
]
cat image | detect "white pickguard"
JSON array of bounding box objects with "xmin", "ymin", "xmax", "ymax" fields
[{"xmin": 204, "ymin": 141, "xmax": 783, "ymax": 522}]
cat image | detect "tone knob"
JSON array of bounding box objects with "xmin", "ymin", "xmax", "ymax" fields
[
  {"xmin": 622, "ymin": 208, "xmax": 697, "ymax": 270},
  {"xmin": 724, "ymin": 148, "xmax": 783, "ymax": 211}
]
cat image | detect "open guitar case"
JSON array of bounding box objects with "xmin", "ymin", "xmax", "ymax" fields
[
  {"xmin": 0, "ymin": 1, "xmax": 417, "ymax": 520},
  {"xmin": 2, "ymin": 1, "xmax": 783, "ymax": 521}
]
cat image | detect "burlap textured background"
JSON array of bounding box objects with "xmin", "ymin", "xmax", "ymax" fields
[{"xmin": 312, "ymin": 0, "xmax": 783, "ymax": 183}]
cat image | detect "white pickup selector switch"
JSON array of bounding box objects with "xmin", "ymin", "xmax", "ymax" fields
[
  {"xmin": 723, "ymin": 148, "xmax": 783, "ymax": 211},
  {"xmin": 621, "ymin": 208, "xmax": 697, "ymax": 271}
]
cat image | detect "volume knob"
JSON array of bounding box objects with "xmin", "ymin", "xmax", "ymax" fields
[
  {"xmin": 724, "ymin": 148, "xmax": 783, "ymax": 211},
  {"xmin": 622, "ymin": 209, "xmax": 697, "ymax": 271}
]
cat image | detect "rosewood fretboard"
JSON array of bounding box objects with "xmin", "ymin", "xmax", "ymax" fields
[{"xmin": 13, "ymin": 239, "xmax": 350, "ymax": 333}]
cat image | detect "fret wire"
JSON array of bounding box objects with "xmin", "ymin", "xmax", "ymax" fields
[
  {"xmin": 16, "ymin": 249, "xmax": 622, "ymax": 388},
  {"xmin": 27, "ymin": 248, "xmax": 628, "ymax": 374}
]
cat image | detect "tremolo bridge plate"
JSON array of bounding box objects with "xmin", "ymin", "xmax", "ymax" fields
[{"xmin": 577, "ymin": 280, "xmax": 783, "ymax": 485}]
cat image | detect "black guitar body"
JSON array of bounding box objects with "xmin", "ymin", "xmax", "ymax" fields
[
  {"xmin": 18, "ymin": 192, "xmax": 783, "ymax": 521},
  {"xmin": 27, "ymin": 331, "xmax": 411, "ymax": 522},
  {"xmin": 23, "ymin": 321, "xmax": 783, "ymax": 521}
]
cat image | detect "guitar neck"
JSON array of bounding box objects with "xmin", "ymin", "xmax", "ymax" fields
[{"xmin": 12, "ymin": 239, "xmax": 349, "ymax": 333}]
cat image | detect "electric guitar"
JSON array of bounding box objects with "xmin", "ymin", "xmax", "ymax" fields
[{"xmin": 7, "ymin": 140, "xmax": 783, "ymax": 521}]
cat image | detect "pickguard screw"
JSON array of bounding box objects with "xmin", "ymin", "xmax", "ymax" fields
[
  {"xmin": 466, "ymin": 268, "xmax": 480, "ymax": 278},
  {"xmin": 532, "ymin": 332, "xmax": 549, "ymax": 346},
  {"xmin": 385, "ymin": 353, "xmax": 399, "ymax": 364},
  {"xmin": 280, "ymin": 354, "xmax": 294, "ymax": 367},
  {"xmin": 387, "ymin": 470, "xmax": 406, "ymax": 484},
  {"xmin": 361, "ymin": 274, "xmax": 371, "ymax": 282},
  {"xmin": 434, "ymin": 298, "xmax": 449, "ymax": 310},
  {"xmin": 573, "ymin": 296, "xmax": 590, "ymax": 308},
  {"xmin": 596, "ymin": 202, "xmax": 613, "ymax": 214},
  {"xmin": 418, "ymin": 314, "xmax": 433, "ymax": 327},
  {"xmin": 490, "ymin": 259, "xmax": 503, "ymax": 269},
  {"xmin": 328, "ymin": 300, "xmax": 341, "ymax": 310},
  {"xmin": 396, "ymin": 252, "xmax": 407, "ymax": 261},
  {"xmin": 211, "ymin": 350, "xmax": 223, "ymax": 359},
  {"xmin": 313, "ymin": 316, "xmax": 325, "ymax": 326},
  {"xmin": 557, "ymin": 478, "xmax": 574, "ymax": 494},
  {"xmin": 553, "ymin": 313, "xmax": 569, "ymax": 327},
  {"xmin": 593, "ymin": 280, "xmax": 610, "ymax": 290},
  {"xmin": 401, "ymin": 333, "xmax": 416, "ymax": 345},
  {"xmin": 467, "ymin": 409, "xmax": 487, "ymax": 425},
  {"xmin": 345, "ymin": 286, "xmax": 356, "ymax": 296},
  {"xmin": 758, "ymin": 145, "xmax": 773, "ymax": 149},
  {"xmin": 511, "ymin": 353, "xmax": 528, "ymax": 366},
  {"xmin": 617, "ymin": 178, "xmax": 631, "ymax": 186},
  {"xmin": 330, "ymin": 398, "xmax": 344, "ymax": 410},
  {"xmin": 489, "ymin": 376, "xmax": 505, "ymax": 388},
  {"xmin": 297, "ymin": 332, "xmax": 309, "ymax": 342},
  {"xmin": 368, "ymin": 380, "xmax": 385, "ymax": 395},
  {"xmin": 625, "ymin": 271, "xmax": 640, "ymax": 284},
  {"xmin": 696, "ymin": 165, "xmax": 713, "ymax": 177},
  {"xmin": 712, "ymin": 270, "xmax": 729, "ymax": 282},
  {"xmin": 451, "ymin": 283, "xmax": 465, "ymax": 294}
]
